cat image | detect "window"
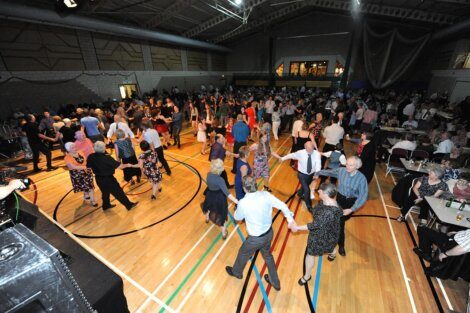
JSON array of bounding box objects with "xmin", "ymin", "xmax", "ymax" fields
[
  {"xmin": 290, "ymin": 62, "xmax": 300, "ymax": 76},
  {"xmin": 275, "ymin": 63, "xmax": 284, "ymax": 77},
  {"xmin": 289, "ymin": 60, "xmax": 328, "ymax": 76}
]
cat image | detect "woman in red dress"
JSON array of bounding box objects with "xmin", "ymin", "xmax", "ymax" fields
[{"xmin": 244, "ymin": 102, "xmax": 256, "ymax": 140}]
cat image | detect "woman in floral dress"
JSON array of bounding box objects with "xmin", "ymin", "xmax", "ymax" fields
[
  {"xmin": 250, "ymin": 131, "xmax": 273, "ymax": 192},
  {"xmin": 64, "ymin": 142, "xmax": 97, "ymax": 206}
]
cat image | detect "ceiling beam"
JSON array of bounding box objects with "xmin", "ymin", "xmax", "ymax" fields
[
  {"xmin": 214, "ymin": 0, "xmax": 459, "ymax": 43},
  {"xmin": 183, "ymin": 0, "xmax": 270, "ymax": 38},
  {"xmin": 146, "ymin": 0, "xmax": 193, "ymax": 28}
]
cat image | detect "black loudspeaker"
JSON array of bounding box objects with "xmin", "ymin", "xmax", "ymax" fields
[
  {"xmin": 0, "ymin": 224, "xmax": 95, "ymax": 313},
  {"xmin": 0, "ymin": 192, "xmax": 38, "ymax": 230}
]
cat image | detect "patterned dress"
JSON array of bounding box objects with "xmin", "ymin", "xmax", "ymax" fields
[
  {"xmin": 139, "ymin": 151, "xmax": 162, "ymax": 184},
  {"xmin": 306, "ymin": 203, "xmax": 343, "ymax": 255},
  {"xmin": 65, "ymin": 152, "xmax": 94, "ymax": 193},
  {"xmin": 254, "ymin": 150, "xmax": 269, "ymax": 179}
]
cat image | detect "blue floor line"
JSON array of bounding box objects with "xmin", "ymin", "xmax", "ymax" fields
[
  {"xmin": 228, "ymin": 211, "xmax": 273, "ymax": 313},
  {"xmin": 312, "ymin": 255, "xmax": 323, "ymax": 310}
]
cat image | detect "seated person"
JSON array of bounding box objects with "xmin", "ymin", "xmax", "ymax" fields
[
  {"xmin": 386, "ymin": 115, "xmax": 399, "ymax": 127},
  {"xmin": 434, "ymin": 131, "xmax": 454, "ymax": 155},
  {"xmin": 415, "ymin": 136, "xmax": 434, "ymax": 157},
  {"xmin": 441, "ymin": 157, "xmax": 461, "ymax": 182},
  {"xmin": 402, "ymin": 116, "xmax": 418, "ymax": 129},
  {"xmin": 414, "ymin": 227, "xmax": 470, "ymax": 271},
  {"xmin": 397, "ymin": 166, "xmax": 448, "ymax": 225},
  {"xmin": 453, "ymin": 176, "xmax": 470, "ymax": 202},
  {"xmin": 391, "ymin": 133, "xmax": 417, "ymax": 152}
]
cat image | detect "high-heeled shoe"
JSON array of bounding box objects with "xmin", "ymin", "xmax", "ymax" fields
[
  {"xmin": 222, "ymin": 230, "xmax": 228, "ymax": 240},
  {"xmin": 298, "ymin": 276, "xmax": 311, "ymax": 286},
  {"xmin": 327, "ymin": 253, "xmax": 336, "ymax": 261},
  {"xmin": 91, "ymin": 202, "xmax": 98, "ymax": 207},
  {"xmin": 263, "ymin": 186, "xmax": 272, "ymax": 192},
  {"xmin": 151, "ymin": 195, "xmax": 156, "ymax": 200}
]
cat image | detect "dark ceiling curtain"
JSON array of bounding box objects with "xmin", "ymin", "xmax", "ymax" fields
[{"xmin": 363, "ymin": 23, "xmax": 430, "ymax": 89}]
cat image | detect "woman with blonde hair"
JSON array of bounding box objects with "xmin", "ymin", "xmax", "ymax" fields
[
  {"xmin": 201, "ymin": 159, "xmax": 238, "ymax": 239},
  {"xmin": 64, "ymin": 142, "xmax": 97, "ymax": 206}
]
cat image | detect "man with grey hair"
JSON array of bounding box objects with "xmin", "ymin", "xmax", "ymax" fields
[
  {"xmin": 87, "ymin": 141, "xmax": 138, "ymax": 211},
  {"xmin": 226, "ymin": 175, "xmax": 296, "ymax": 291},
  {"xmin": 314, "ymin": 156, "xmax": 368, "ymax": 257}
]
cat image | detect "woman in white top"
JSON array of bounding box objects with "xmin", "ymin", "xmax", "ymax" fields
[
  {"xmin": 189, "ymin": 101, "xmax": 198, "ymax": 136},
  {"xmin": 197, "ymin": 118, "xmax": 208, "ymax": 155},
  {"xmin": 272, "ymin": 106, "xmax": 281, "ymax": 140}
]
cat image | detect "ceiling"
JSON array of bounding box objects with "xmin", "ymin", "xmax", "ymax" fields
[{"xmin": 6, "ymin": 0, "xmax": 470, "ymax": 44}]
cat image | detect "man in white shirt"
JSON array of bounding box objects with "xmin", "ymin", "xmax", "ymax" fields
[
  {"xmin": 264, "ymin": 96, "xmax": 275, "ymax": 124},
  {"xmin": 434, "ymin": 132, "xmax": 454, "ymax": 155},
  {"xmin": 402, "ymin": 116, "xmax": 418, "ymax": 129},
  {"xmin": 226, "ymin": 176, "xmax": 295, "ymax": 291},
  {"xmin": 402, "ymin": 100, "xmax": 416, "ymax": 122},
  {"xmin": 141, "ymin": 121, "xmax": 171, "ymax": 176},
  {"xmin": 107, "ymin": 115, "xmax": 134, "ymax": 141},
  {"xmin": 390, "ymin": 134, "xmax": 417, "ymax": 152},
  {"xmin": 322, "ymin": 116, "xmax": 345, "ymax": 153},
  {"xmin": 274, "ymin": 141, "xmax": 321, "ymax": 211}
]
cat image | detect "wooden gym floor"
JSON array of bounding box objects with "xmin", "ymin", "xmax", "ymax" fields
[{"xmin": 16, "ymin": 125, "xmax": 468, "ymax": 313}]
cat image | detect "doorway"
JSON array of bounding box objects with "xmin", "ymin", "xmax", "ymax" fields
[{"xmin": 119, "ymin": 84, "xmax": 139, "ymax": 99}]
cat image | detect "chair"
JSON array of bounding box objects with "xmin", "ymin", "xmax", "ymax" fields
[
  {"xmin": 404, "ymin": 178, "xmax": 421, "ymax": 220},
  {"xmin": 386, "ymin": 148, "xmax": 409, "ymax": 176},
  {"xmin": 411, "ymin": 150, "xmax": 429, "ymax": 161}
]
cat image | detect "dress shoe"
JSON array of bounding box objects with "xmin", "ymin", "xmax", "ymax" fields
[
  {"xmin": 33, "ymin": 168, "xmax": 42, "ymax": 173},
  {"xmin": 413, "ymin": 247, "xmax": 431, "ymax": 262},
  {"xmin": 103, "ymin": 204, "xmax": 116, "ymax": 211},
  {"xmin": 264, "ymin": 274, "xmax": 280, "ymax": 291},
  {"xmin": 127, "ymin": 202, "xmax": 139, "ymax": 211},
  {"xmin": 298, "ymin": 276, "xmax": 311, "ymax": 286},
  {"xmin": 225, "ymin": 266, "xmax": 242, "ymax": 279},
  {"xmin": 338, "ymin": 246, "xmax": 346, "ymax": 256},
  {"xmin": 46, "ymin": 166, "xmax": 58, "ymax": 171}
]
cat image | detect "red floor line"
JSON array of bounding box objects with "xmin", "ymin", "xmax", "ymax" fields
[
  {"xmin": 243, "ymin": 194, "xmax": 302, "ymax": 313},
  {"xmin": 257, "ymin": 197, "xmax": 303, "ymax": 313}
]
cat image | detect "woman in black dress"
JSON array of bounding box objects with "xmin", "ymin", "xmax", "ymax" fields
[
  {"xmin": 114, "ymin": 129, "xmax": 141, "ymax": 185},
  {"xmin": 201, "ymin": 159, "xmax": 238, "ymax": 239},
  {"xmin": 294, "ymin": 183, "xmax": 343, "ymax": 285}
]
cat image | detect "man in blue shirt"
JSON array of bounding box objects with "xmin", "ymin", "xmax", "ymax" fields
[
  {"xmin": 315, "ymin": 156, "xmax": 368, "ymax": 258},
  {"xmin": 231, "ymin": 114, "xmax": 250, "ymax": 174},
  {"xmin": 80, "ymin": 111, "xmax": 104, "ymax": 143}
]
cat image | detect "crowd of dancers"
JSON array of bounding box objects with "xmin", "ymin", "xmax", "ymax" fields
[{"xmin": 11, "ymin": 85, "xmax": 469, "ymax": 292}]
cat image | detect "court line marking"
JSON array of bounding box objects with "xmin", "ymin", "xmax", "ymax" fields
[
  {"xmin": 312, "ymin": 255, "xmax": 323, "ymax": 309},
  {"xmin": 389, "ymin": 173, "xmax": 454, "ymax": 311},
  {"xmin": 374, "ymin": 172, "xmax": 417, "ymax": 313},
  {"xmin": 173, "ymin": 137, "xmax": 292, "ymax": 312},
  {"xmin": 227, "ymin": 210, "xmax": 273, "ymax": 313},
  {"xmin": 139, "ymin": 135, "xmax": 292, "ymax": 312},
  {"xmin": 28, "ymin": 202, "xmax": 178, "ymax": 313}
]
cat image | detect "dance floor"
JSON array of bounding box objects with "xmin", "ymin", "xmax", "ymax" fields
[{"xmin": 17, "ymin": 125, "xmax": 468, "ymax": 312}]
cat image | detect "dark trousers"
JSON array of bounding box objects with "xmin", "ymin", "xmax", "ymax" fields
[
  {"xmin": 284, "ymin": 115, "xmax": 294, "ymax": 132},
  {"xmin": 297, "ymin": 172, "xmax": 314, "ymax": 210},
  {"xmin": 173, "ymin": 124, "xmax": 182, "ymax": 147},
  {"xmin": 232, "ymin": 141, "xmax": 246, "ymax": 173},
  {"xmin": 95, "ymin": 175, "xmax": 133, "ymax": 209},
  {"xmin": 336, "ymin": 193, "xmax": 357, "ymax": 248},
  {"xmin": 321, "ymin": 143, "xmax": 336, "ymax": 167},
  {"xmin": 89, "ymin": 134, "xmax": 104, "ymax": 143},
  {"xmin": 31, "ymin": 142, "xmax": 52, "ymax": 170},
  {"xmin": 155, "ymin": 146, "xmax": 171, "ymax": 175},
  {"xmin": 401, "ymin": 193, "xmax": 432, "ymax": 220},
  {"xmin": 418, "ymin": 227, "xmax": 457, "ymax": 256},
  {"xmin": 232, "ymin": 228, "xmax": 280, "ymax": 288}
]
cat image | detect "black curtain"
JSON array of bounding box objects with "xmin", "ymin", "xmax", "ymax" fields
[{"xmin": 363, "ymin": 23, "xmax": 430, "ymax": 89}]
